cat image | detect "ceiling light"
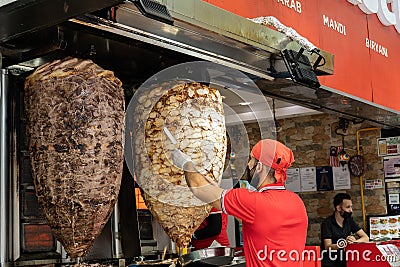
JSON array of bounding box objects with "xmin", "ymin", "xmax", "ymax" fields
[{"xmin": 239, "ymin": 102, "xmax": 253, "ymax": 106}]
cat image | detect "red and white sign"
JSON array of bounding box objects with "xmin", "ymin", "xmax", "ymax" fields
[{"xmin": 204, "ymin": 0, "xmax": 400, "ymax": 112}]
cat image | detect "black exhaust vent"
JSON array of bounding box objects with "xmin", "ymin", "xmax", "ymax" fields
[
  {"xmin": 134, "ymin": 0, "xmax": 174, "ymax": 25},
  {"xmin": 282, "ymin": 48, "xmax": 320, "ymax": 89}
]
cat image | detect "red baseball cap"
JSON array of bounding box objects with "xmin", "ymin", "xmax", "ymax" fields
[{"xmin": 250, "ymin": 139, "xmax": 294, "ymax": 183}]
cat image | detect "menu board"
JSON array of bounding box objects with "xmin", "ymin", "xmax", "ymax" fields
[
  {"xmin": 378, "ymin": 137, "xmax": 400, "ymax": 156},
  {"xmin": 369, "ymin": 215, "xmax": 400, "ymax": 240}
]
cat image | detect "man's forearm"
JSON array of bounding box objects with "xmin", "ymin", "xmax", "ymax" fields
[
  {"xmin": 184, "ymin": 162, "xmax": 224, "ymax": 210},
  {"xmin": 355, "ymin": 230, "xmax": 369, "ymax": 243},
  {"xmin": 356, "ymin": 234, "xmax": 369, "ymax": 243},
  {"xmin": 356, "ymin": 236, "xmax": 369, "ymax": 243}
]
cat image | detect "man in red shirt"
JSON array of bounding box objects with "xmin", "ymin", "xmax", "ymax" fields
[
  {"xmin": 173, "ymin": 139, "xmax": 308, "ymax": 267},
  {"xmin": 191, "ymin": 207, "xmax": 230, "ymax": 250}
]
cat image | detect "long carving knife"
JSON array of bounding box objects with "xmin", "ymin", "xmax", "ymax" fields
[{"xmin": 163, "ymin": 127, "xmax": 177, "ymax": 145}]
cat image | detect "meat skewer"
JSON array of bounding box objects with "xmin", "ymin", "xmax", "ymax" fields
[
  {"xmin": 131, "ymin": 81, "xmax": 227, "ymax": 248},
  {"xmin": 24, "ymin": 57, "xmax": 125, "ymax": 258}
]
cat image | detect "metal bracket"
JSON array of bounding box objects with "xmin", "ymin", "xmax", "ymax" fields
[
  {"xmin": 281, "ymin": 48, "xmax": 321, "ymax": 89},
  {"xmin": 133, "ymin": 0, "xmax": 174, "ymax": 25}
]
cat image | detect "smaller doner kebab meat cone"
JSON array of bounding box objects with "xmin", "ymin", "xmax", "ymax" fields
[
  {"xmin": 133, "ymin": 81, "xmax": 226, "ymax": 248},
  {"xmin": 24, "ymin": 57, "xmax": 125, "ymax": 258}
]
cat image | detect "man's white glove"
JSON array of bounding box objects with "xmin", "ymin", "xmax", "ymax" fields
[{"xmin": 172, "ymin": 148, "xmax": 192, "ymax": 170}]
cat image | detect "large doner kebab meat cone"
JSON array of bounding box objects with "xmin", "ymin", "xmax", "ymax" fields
[
  {"xmin": 24, "ymin": 57, "xmax": 125, "ymax": 258},
  {"xmin": 133, "ymin": 81, "xmax": 226, "ymax": 247}
]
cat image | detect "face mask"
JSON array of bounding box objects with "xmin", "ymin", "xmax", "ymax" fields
[
  {"xmin": 245, "ymin": 165, "xmax": 255, "ymax": 179},
  {"xmin": 247, "ymin": 160, "xmax": 269, "ymax": 190},
  {"xmin": 340, "ymin": 210, "xmax": 352, "ymax": 219},
  {"xmin": 250, "ymin": 171, "xmax": 261, "ymax": 189},
  {"xmin": 245, "ymin": 166, "xmax": 251, "ymax": 181}
]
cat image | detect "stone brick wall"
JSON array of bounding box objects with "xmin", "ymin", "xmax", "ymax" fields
[{"xmin": 245, "ymin": 113, "xmax": 386, "ymax": 245}]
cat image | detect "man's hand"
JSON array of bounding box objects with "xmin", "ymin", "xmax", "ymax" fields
[
  {"xmin": 172, "ymin": 148, "xmax": 192, "ymax": 170},
  {"xmin": 346, "ymin": 235, "xmax": 357, "ymax": 244},
  {"xmin": 172, "ymin": 148, "xmax": 224, "ymax": 209}
]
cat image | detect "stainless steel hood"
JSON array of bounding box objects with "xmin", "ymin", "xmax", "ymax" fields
[
  {"xmin": 0, "ymin": 0, "xmax": 399, "ymax": 128},
  {"xmin": 0, "ymin": 0, "xmax": 123, "ymax": 43}
]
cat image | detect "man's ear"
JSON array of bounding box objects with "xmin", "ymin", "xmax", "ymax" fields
[{"xmin": 255, "ymin": 162, "xmax": 263, "ymax": 172}]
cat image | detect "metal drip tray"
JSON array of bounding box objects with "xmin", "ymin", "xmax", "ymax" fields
[
  {"xmin": 179, "ymin": 247, "xmax": 235, "ymax": 267},
  {"xmin": 128, "ymin": 259, "xmax": 176, "ymax": 267}
]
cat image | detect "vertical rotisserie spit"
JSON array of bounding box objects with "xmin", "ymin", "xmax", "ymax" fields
[
  {"xmin": 133, "ymin": 81, "xmax": 226, "ymax": 247},
  {"xmin": 24, "ymin": 57, "xmax": 125, "ymax": 258}
]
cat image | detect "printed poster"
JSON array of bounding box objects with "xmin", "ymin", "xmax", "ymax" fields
[
  {"xmin": 332, "ymin": 165, "xmax": 351, "ymax": 190},
  {"xmin": 378, "ymin": 138, "xmax": 388, "ymax": 156},
  {"xmin": 383, "ymin": 156, "xmax": 400, "ymax": 178},
  {"xmin": 386, "ymin": 137, "xmax": 400, "ymax": 155},
  {"xmin": 300, "ymin": 167, "xmax": 317, "ymax": 192},
  {"xmin": 389, "ymin": 194, "xmax": 400, "ymax": 205},
  {"xmin": 365, "ymin": 179, "xmax": 383, "ymax": 190},
  {"xmin": 285, "ymin": 168, "xmax": 301, "ymax": 192},
  {"xmin": 316, "ymin": 166, "xmax": 334, "ymax": 191}
]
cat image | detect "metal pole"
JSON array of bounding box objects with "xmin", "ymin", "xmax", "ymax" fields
[
  {"xmin": 0, "ymin": 54, "xmax": 10, "ymax": 266},
  {"xmin": 111, "ymin": 202, "xmax": 123, "ymax": 259},
  {"xmin": 356, "ymin": 127, "xmax": 380, "ymax": 231}
]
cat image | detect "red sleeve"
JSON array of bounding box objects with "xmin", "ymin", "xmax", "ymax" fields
[
  {"xmin": 210, "ymin": 207, "xmax": 222, "ymax": 214},
  {"xmin": 221, "ymin": 188, "xmax": 256, "ymax": 224}
]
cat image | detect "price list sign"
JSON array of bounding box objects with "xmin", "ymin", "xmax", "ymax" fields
[{"xmin": 378, "ymin": 137, "xmax": 400, "ymax": 156}]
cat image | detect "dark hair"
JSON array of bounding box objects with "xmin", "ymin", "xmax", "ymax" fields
[{"xmin": 333, "ymin": 193, "xmax": 351, "ymax": 208}]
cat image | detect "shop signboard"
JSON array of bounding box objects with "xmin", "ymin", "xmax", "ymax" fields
[{"xmin": 203, "ymin": 0, "xmax": 400, "ymax": 112}]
